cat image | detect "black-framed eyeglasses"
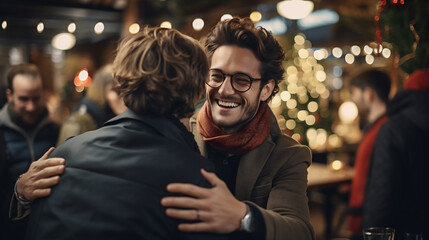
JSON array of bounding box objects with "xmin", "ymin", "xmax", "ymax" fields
[{"xmin": 206, "ymin": 69, "xmax": 263, "ymax": 93}]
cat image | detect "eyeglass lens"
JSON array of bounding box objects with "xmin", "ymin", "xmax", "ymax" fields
[{"xmin": 207, "ymin": 69, "xmax": 252, "ymax": 92}]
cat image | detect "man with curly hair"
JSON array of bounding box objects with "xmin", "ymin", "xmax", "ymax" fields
[
  {"xmin": 25, "ymin": 27, "xmax": 228, "ymax": 240},
  {"xmin": 161, "ymin": 17, "xmax": 314, "ymax": 240}
]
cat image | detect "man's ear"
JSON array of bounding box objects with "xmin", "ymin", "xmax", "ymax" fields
[
  {"xmin": 260, "ymin": 79, "xmax": 275, "ymax": 101},
  {"xmin": 363, "ymin": 86, "xmax": 375, "ymax": 102},
  {"xmin": 6, "ymin": 88, "xmax": 12, "ymax": 102}
]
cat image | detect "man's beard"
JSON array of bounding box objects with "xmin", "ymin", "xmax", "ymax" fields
[{"xmin": 210, "ymin": 90, "xmax": 262, "ymax": 133}]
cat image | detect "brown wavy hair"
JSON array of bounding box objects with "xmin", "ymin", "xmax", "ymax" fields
[
  {"xmin": 113, "ymin": 27, "xmax": 209, "ymax": 118},
  {"xmin": 205, "ymin": 17, "xmax": 285, "ymax": 101}
]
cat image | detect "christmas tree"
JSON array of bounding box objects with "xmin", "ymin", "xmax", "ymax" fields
[{"xmin": 270, "ymin": 33, "xmax": 336, "ymax": 152}]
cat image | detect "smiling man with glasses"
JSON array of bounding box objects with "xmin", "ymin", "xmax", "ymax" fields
[{"xmin": 161, "ymin": 17, "xmax": 315, "ymax": 240}]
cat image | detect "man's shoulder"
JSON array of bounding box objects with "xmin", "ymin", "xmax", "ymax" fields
[
  {"xmin": 0, "ymin": 104, "xmax": 11, "ymax": 126},
  {"xmin": 270, "ymin": 128, "xmax": 306, "ymax": 150},
  {"xmin": 271, "ymin": 134, "xmax": 311, "ymax": 160}
]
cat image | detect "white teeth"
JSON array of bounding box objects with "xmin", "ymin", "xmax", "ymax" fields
[{"xmin": 218, "ymin": 100, "xmax": 239, "ymax": 108}]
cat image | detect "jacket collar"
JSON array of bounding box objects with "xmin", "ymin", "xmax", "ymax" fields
[{"xmin": 107, "ymin": 109, "xmax": 199, "ymax": 153}]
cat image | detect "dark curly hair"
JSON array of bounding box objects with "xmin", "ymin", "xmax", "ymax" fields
[
  {"xmin": 205, "ymin": 17, "xmax": 285, "ymax": 101},
  {"xmin": 113, "ymin": 27, "xmax": 209, "ymax": 118}
]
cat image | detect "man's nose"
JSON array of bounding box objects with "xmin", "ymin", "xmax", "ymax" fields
[
  {"xmin": 217, "ymin": 76, "xmax": 235, "ymax": 95},
  {"xmin": 25, "ymin": 101, "xmax": 36, "ymax": 112}
]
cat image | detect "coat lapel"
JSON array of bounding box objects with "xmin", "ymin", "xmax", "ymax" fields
[
  {"xmin": 189, "ymin": 114, "xmax": 207, "ymax": 157},
  {"xmin": 235, "ymin": 135, "xmax": 275, "ymax": 201}
]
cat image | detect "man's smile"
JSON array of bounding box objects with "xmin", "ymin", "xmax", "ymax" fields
[{"xmin": 217, "ymin": 100, "xmax": 240, "ymax": 108}]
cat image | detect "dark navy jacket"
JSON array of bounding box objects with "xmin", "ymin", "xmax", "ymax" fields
[
  {"xmin": 364, "ymin": 90, "xmax": 429, "ymax": 239},
  {"xmin": 0, "ymin": 103, "xmax": 59, "ymax": 240},
  {"xmin": 26, "ymin": 109, "xmax": 228, "ymax": 240}
]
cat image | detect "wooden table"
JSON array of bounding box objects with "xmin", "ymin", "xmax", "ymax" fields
[
  {"xmin": 308, "ymin": 162, "xmax": 355, "ymax": 190},
  {"xmin": 307, "ymin": 162, "xmax": 355, "ymax": 239}
]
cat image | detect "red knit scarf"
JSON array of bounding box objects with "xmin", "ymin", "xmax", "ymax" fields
[
  {"xmin": 197, "ymin": 101, "xmax": 270, "ymax": 155},
  {"xmin": 404, "ymin": 68, "xmax": 429, "ymax": 90}
]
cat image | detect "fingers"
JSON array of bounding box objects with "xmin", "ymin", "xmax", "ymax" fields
[
  {"xmin": 29, "ymin": 188, "xmax": 52, "ymax": 200},
  {"xmin": 27, "ymin": 163, "xmax": 65, "ymax": 182},
  {"xmin": 201, "ymin": 169, "xmax": 222, "ymax": 187},
  {"xmin": 19, "ymin": 163, "xmax": 64, "ymax": 201},
  {"xmin": 39, "ymin": 157, "xmax": 65, "ymax": 167},
  {"xmin": 161, "ymin": 196, "xmax": 207, "ymax": 209},
  {"xmin": 40, "ymin": 147, "xmax": 56, "ymax": 160},
  {"xmin": 33, "ymin": 175, "xmax": 61, "ymax": 189},
  {"xmin": 21, "ymin": 175, "xmax": 61, "ymax": 201},
  {"xmin": 166, "ymin": 183, "xmax": 210, "ymax": 198},
  {"xmin": 165, "ymin": 208, "xmax": 204, "ymax": 221},
  {"xmin": 37, "ymin": 165, "xmax": 65, "ymax": 179},
  {"xmin": 29, "ymin": 158, "xmax": 65, "ymax": 175}
]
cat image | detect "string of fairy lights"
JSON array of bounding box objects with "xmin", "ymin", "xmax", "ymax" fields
[
  {"xmin": 1, "ymin": 1, "xmax": 395, "ymax": 152},
  {"xmin": 269, "ymin": 31, "xmax": 393, "ymax": 152}
]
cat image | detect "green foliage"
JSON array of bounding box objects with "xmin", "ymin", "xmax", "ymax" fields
[{"xmin": 380, "ymin": 0, "xmax": 429, "ymax": 73}]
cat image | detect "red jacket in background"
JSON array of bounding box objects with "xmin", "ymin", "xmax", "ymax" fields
[{"xmin": 348, "ymin": 115, "xmax": 388, "ymax": 235}]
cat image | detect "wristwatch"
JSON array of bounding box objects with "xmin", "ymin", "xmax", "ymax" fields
[
  {"xmin": 239, "ymin": 204, "xmax": 254, "ymax": 232},
  {"xmin": 14, "ymin": 174, "xmax": 32, "ymax": 208}
]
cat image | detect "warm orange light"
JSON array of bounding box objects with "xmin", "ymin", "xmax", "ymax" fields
[
  {"xmin": 74, "ymin": 76, "xmax": 80, "ymax": 86},
  {"xmin": 74, "ymin": 68, "xmax": 92, "ymax": 88},
  {"xmin": 83, "ymin": 76, "xmax": 92, "ymax": 87}
]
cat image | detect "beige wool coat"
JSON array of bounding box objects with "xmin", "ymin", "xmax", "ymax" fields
[{"xmin": 190, "ymin": 109, "xmax": 315, "ymax": 240}]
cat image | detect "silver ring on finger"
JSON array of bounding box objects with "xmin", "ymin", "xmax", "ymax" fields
[{"xmin": 196, "ymin": 209, "xmax": 200, "ymax": 221}]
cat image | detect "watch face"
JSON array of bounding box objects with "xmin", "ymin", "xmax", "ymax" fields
[{"xmin": 241, "ymin": 209, "xmax": 253, "ymax": 232}]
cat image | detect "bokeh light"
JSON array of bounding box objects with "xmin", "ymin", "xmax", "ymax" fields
[
  {"xmin": 192, "ymin": 18, "xmax": 204, "ymax": 31},
  {"xmin": 94, "ymin": 22, "xmax": 104, "ymax": 34},
  {"xmin": 129, "ymin": 23, "xmax": 140, "ymax": 34},
  {"xmin": 160, "ymin": 21, "xmax": 172, "ymax": 29}
]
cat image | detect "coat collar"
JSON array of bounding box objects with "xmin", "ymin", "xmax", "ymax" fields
[{"xmin": 108, "ymin": 109, "xmax": 199, "ymax": 153}]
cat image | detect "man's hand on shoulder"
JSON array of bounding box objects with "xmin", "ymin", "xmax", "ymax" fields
[
  {"xmin": 161, "ymin": 169, "xmax": 247, "ymax": 234},
  {"xmin": 16, "ymin": 147, "xmax": 65, "ymax": 201}
]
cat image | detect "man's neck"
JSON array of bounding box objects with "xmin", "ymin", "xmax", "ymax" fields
[
  {"xmin": 367, "ymin": 101, "xmax": 387, "ymax": 123},
  {"xmin": 179, "ymin": 117, "xmax": 191, "ymax": 131},
  {"xmin": 221, "ymin": 125, "xmax": 243, "ymax": 135}
]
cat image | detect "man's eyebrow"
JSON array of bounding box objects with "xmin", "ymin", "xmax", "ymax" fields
[
  {"xmin": 210, "ymin": 68, "xmax": 254, "ymax": 76},
  {"xmin": 18, "ymin": 96, "xmax": 40, "ymax": 100}
]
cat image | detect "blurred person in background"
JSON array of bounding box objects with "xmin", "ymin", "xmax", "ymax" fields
[
  {"xmin": 11, "ymin": 64, "xmax": 127, "ymax": 220},
  {"xmin": 56, "ymin": 64, "xmax": 126, "ymax": 144},
  {"xmin": 25, "ymin": 26, "xmax": 228, "ymax": 240},
  {"xmin": 0, "ymin": 63, "xmax": 60, "ymax": 240},
  {"xmin": 347, "ymin": 69, "xmax": 391, "ymax": 239},
  {"xmin": 363, "ymin": 0, "xmax": 429, "ymax": 239}
]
